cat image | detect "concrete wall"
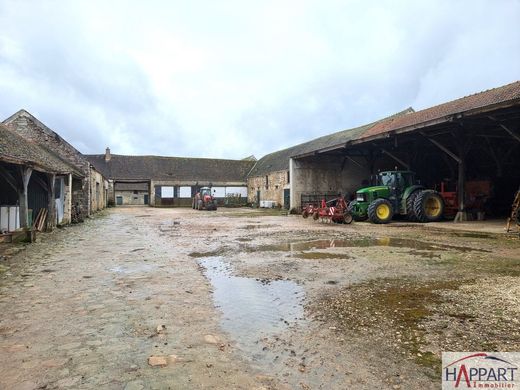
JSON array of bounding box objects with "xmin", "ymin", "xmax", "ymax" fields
[
  {"xmin": 289, "ymin": 155, "xmax": 370, "ymax": 210},
  {"xmin": 247, "ymin": 170, "xmax": 289, "ymax": 206}
]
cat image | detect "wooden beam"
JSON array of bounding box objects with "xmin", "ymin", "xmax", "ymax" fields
[
  {"xmin": 381, "ymin": 148, "xmax": 410, "ymax": 170},
  {"xmin": 45, "ymin": 173, "xmax": 56, "ymax": 231},
  {"xmin": 420, "ymin": 132, "xmax": 462, "ymax": 164},
  {"xmin": 498, "ymin": 123, "xmax": 520, "ymax": 143},
  {"xmin": 488, "ymin": 115, "xmax": 520, "ymax": 143},
  {"xmin": 0, "ymin": 165, "xmax": 20, "ymax": 192},
  {"xmin": 18, "ymin": 167, "xmax": 32, "ymax": 228}
]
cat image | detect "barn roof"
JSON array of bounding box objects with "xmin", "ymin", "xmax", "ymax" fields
[
  {"xmin": 358, "ymin": 80, "xmax": 520, "ymax": 142},
  {"xmin": 249, "ymin": 108, "xmax": 414, "ymax": 177},
  {"xmin": 86, "ymin": 154, "xmax": 255, "ymax": 184},
  {"xmin": 0, "ymin": 124, "xmax": 84, "ymax": 176},
  {"xmin": 251, "ymin": 80, "xmax": 520, "ymax": 176}
]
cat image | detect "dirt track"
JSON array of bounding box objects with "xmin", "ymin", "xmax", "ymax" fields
[{"xmin": 1, "ymin": 207, "xmax": 519, "ymax": 389}]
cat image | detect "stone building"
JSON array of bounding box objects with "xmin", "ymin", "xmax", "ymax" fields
[
  {"xmin": 1, "ymin": 110, "xmax": 107, "ymax": 228},
  {"xmin": 87, "ymin": 151, "xmax": 255, "ymax": 207},
  {"xmin": 0, "ymin": 123, "xmax": 83, "ymax": 232}
]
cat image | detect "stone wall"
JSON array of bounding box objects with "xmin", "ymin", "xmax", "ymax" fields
[
  {"xmin": 4, "ymin": 111, "xmax": 92, "ymax": 220},
  {"xmin": 90, "ymin": 169, "xmax": 107, "ymax": 212},
  {"xmin": 247, "ymin": 170, "xmax": 289, "ymax": 206}
]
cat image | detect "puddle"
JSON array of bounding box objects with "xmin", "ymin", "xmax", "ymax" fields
[
  {"xmin": 296, "ymin": 252, "xmax": 352, "ymax": 260},
  {"xmin": 198, "ymin": 256, "xmax": 305, "ymax": 357},
  {"xmin": 239, "ymin": 224, "xmax": 279, "ymax": 230},
  {"xmin": 247, "ymin": 238, "xmax": 489, "ymax": 253}
]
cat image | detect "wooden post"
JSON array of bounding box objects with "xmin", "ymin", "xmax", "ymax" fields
[
  {"xmin": 18, "ymin": 167, "xmax": 32, "ymax": 228},
  {"xmin": 453, "ymin": 157, "xmax": 466, "ymax": 222},
  {"xmin": 46, "ymin": 173, "xmax": 56, "ymax": 231}
]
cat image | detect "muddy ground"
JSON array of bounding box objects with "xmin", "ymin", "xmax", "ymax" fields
[{"xmin": 0, "ymin": 207, "xmax": 519, "ymax": 389}]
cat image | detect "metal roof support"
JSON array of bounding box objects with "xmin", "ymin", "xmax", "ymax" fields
[{"xmin": 380, "ymin": 148, "xmax": 410, "ymax": 170}]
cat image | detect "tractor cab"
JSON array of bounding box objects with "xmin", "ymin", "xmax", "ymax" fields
[
  {"xmin": 199, "ymin": 187, "xmax": 212, "ymax": 197},
  {"xmin": 377, "ymin": 170, "xmax": 416, "ymax": 188}
]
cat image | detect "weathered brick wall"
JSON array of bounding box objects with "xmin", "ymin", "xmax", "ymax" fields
[{"xmin": 247, "ymin": 170, "xmax": 289, "ymax": 206}]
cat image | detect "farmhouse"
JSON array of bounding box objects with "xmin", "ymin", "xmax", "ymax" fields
[{"xmin": 87, "ymin": 152, "xmax": 255, "ymax": 207}]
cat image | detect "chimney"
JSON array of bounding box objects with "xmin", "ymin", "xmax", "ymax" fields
[{"xmin": 105, "ymin": 147, "xmax": 111, "ymax": 162}]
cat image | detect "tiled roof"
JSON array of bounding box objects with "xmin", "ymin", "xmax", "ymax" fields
[
  {"xmin": 249, "ymin": 108, "xmax": 414, "ymax": 177},
  {"xmin": 3, "ymin": 109, "xmax": 91, "ymax": 175},
  {"xmin": 86, "ymin": 154, "xmax": 255, "ymax": 184},
  {"xmin": 360, "ymin": 80, "xmax": 520, "ymax": 140},
  {"xmin": 0, "ymin": 124, "xmax": 83, "ymax": 176}
]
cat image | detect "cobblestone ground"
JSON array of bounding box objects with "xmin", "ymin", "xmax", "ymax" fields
[
  {"xmin": 1, "ymin": 207, "xmax": 519, "ymax": 390},
  {"xmin": 0, "ymin": 208, "xmax": 266, "ymax": 390}
]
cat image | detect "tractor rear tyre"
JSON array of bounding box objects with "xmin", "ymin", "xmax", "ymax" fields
[
  {"xmin": 406, "ymin": 191, "xmax": 420, "ymax": 221},
  {"xmin": 348, "ymin": 200, "xmax": 368, "ymax": 221},
  {"xmin": 312, "ymin": 211, "xmax": 319, "ymax": 221},
  {"xmin": 413, "ymin": 190, "xmax": 444, "ymax": 222},
  {"xmin": 368, "ymin": 198, "xmax": 393, "ymax": 224}
]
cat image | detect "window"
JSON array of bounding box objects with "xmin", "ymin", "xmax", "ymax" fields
[
  {"xmin": 133, "ymin": 190, "xmax": 138, "ymax": 195},
  {"xmin": 265, "ymin": 175, "xmax": 269, "ymax": 190},
  {"xmin": 287, "ymin": 171, "xmax": 290, "ymax": 183}
]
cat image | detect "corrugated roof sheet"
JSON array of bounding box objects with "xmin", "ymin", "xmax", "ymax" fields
[{"xmin": 86, "ymin": 154, "xmax": 255, "ymax": 183}]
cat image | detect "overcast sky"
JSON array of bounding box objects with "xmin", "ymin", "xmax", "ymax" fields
[{"xmin": 0, "ymin": 1, "xmax": 519, "ymax": 159}]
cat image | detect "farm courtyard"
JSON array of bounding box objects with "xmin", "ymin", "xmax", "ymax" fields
[{"xmin": 0, "ymin": 207, "xmax": 519, "ymax": 390}]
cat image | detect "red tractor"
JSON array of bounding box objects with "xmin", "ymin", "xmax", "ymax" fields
[{"xmin": 192, "ymin": 187, "xmax": 218, "ymax": 211}]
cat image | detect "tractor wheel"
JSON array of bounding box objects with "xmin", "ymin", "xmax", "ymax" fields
[
  {"xmin": 368, "ymin": 198, "xmax": 393, "ymax": 224},
  {"xmin": 348, "ymin": 200, "xmax": 368, "ymax": 221},
  {"xmin": 213, "ymin": 200, "xmax": 218, "ymax": 211},
  {"xmin": 302, "ymin": 210, "xmax": 309, "ymax": 218},
  {"xmin": 343, "ymin": 212, "xmax": 353, "ymax": 224},
  {"xmin": 312, "ymin": 211, "xmax": 319, "ymax": 221},
  {"xmin": 406, "ymin": 191, "xmax": 420, "ymax": 221},
  {"xmin": 413, "ymin": 190, "xmax": 444, "ymax": 222},
  {"xmin": 197, "ymin": 200, "xmax": 203, "ymax": 210}
]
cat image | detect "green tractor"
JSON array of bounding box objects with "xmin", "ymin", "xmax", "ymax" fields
[{"xmin": 348, "ymin": 170, "xmax": 444, "ymax": 224}]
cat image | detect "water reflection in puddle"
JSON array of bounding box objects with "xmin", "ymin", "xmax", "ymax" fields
[
  {"xmin": 248, "ymin": 237, "xmax": 488, "ymax": 253},
  {"xmin": 199, "ymin": 256, "xmax": 305, "ymax": 354}
]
